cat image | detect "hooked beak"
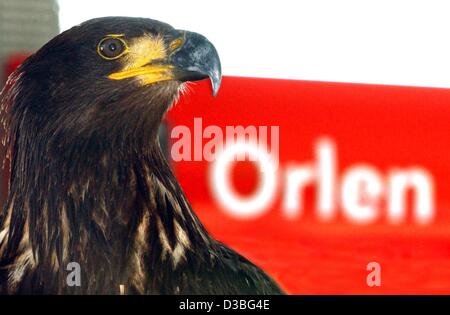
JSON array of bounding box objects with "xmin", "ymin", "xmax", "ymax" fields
[{"xmin": 169, "ymin": 30, "xmax": 222, "ymax": 96}]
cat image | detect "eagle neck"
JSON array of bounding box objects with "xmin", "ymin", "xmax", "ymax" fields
[{"xmin": 0, "ymin": 138, "xmax": 214, "ymax": 293}]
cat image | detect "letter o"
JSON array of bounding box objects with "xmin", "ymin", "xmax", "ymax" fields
[{"xmin": 211, "ymin": 141, "xmax": 277, "ymax": 219}]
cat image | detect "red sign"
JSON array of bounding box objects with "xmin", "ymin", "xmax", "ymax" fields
[{"xmin": 168, "ymin": 76, "xmax": 450, "ymax": 294}]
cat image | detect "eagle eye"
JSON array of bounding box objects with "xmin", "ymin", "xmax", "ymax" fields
[{"xmin": 97, "ymin": 37, "xmax": 128, "ymax": 60}]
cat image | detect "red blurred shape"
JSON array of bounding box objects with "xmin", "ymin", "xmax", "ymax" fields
[
  {"xmin": 3, "ymin": 53, "xmax": 28, "ymax": 78},
  {"xmin": 168, "ymin": 77, "xmax": 450, "ymax": 294}
]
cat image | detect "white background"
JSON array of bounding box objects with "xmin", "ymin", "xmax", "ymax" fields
[{"xmin": 59, "ymin": 0, "xmax": 450, "ymax": 88}]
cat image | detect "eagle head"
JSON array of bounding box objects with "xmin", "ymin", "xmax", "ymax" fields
[{"xmin": 2, "ymin": 16, "xmax": 221, "ymax": 159}]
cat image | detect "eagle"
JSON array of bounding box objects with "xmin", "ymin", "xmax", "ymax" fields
[{"xmin": 0, "ymin": 17, "xmax": 284, "ymax": 295}]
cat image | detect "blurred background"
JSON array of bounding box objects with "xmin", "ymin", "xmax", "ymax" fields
[{"xmin": 2, "ymin": 0, "xmax": 450, "ymax": 294}]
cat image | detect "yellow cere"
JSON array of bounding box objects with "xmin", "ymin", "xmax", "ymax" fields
[{"xmin": 108, "ymin": 34, "xmax": 175, "ymax": 85}]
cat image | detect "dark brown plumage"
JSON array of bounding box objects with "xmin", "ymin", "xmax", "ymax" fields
[{"xmin": 0, "ymin": 17, "xmax": 284, "ymax": 294}]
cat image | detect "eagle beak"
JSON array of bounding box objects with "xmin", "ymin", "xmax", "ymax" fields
[
  {"xmin": 108, "ymin": 30, "xmax": 221, "ymax": 96},
  {"xmin": 169, "ymin": 30, "xmax": 222, "ymax": 96}
]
